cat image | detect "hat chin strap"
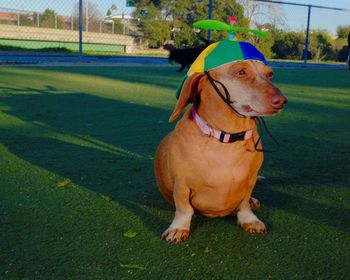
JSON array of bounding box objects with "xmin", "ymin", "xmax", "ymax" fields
[
  {"xmin": 203, "ymin": 71, "xmax": 280, "ymax": 152},
  {"xmin": 204, "ymin": 71, "xmax": 245, "ymax": 118}
]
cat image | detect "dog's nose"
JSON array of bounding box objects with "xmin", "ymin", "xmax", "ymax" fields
[{"xmin": 270, "ymin": 93, "xmax": 288, "ymax": 109}]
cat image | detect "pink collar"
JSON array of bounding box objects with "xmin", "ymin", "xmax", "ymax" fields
[{"xmin": 191, "ymin": 107, "xmax": 253, "ymax": 143}]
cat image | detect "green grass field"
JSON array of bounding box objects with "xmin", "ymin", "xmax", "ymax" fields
[
  {"xmin": 0, "ymin": 66, "xmax": 349, "ymax": 279},
  {"xmin": 0, "ymin": 38, "xmax": 125, "ymax": 54}
]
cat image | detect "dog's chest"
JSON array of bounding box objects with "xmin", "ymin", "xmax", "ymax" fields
[
  {"xmin": 186, "ymin": 144, "xmax": 263, "ymax": 216},
  {"xmin": 174, "ymin": 131, "xmax": 262, "ymax": 180},
  {"xmin": 199, "ymin": 143, "xmax": 262, "ymax": 182},
  {"xmin": 172, "ymin": 120, "xmax": 263, "ymax": 184}
]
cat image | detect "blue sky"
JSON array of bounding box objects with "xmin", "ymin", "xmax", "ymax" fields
[
  {"xmin": 274, "ymin": 0, "xmax": 350, "ymax": 33},
  {"xmin": 0, "ymin": 0, "xmax": 349, "ymax": 34}
]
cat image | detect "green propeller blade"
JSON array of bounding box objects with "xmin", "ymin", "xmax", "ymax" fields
[
  {"xmin": 194, "ymin": 20, "xmax": 232, "ymax": 31},
  {"xmin": 193, "ymin": 19, "xmax": 269, "ymax": 38}
]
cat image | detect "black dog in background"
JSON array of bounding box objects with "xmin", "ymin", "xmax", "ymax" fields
[{"xmin": 166, "ymin": 38, "xmax": 211, "ymax": 72}]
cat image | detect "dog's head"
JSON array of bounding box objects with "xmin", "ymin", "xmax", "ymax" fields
[
  {"xmin": 206, "ymin": 60, "xmax": 287, "ymax": 117},
  {"xmin": 169, "ymin": 40, "xmax": 287, "ymax": 122},
  {"xmin": 170, "ymin": 60, "xmax": 287, "ymax": 122}
]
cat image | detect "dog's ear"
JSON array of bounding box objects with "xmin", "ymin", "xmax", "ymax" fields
[{"xmin": 169, "ymin": 73, "xmax": 203, "ymax": 122}]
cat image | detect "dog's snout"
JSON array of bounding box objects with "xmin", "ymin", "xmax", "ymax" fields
[{"xmin": 270, "ymin": 93, "xmax": 288, "ymax": 109}]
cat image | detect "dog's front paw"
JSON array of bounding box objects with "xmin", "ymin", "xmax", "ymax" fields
[
  {"xmin": 161, "ymin": 227, "xmax": 189, "ymax": 244},
  {"xmin": 240, "ymin": 220, "xmax": 267, "ymax": 234}
]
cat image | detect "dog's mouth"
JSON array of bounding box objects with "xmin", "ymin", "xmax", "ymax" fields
[
  {"xmin": 241, "ymin": 104, "xmax": 254, "ymax": 113},
  {"xmin": 240, "ymin": 93, "xmax": 287, "ymax": 116},
  {"xmin": 241, "ymin": 104, "xmax": 280, "ymax": 116}
]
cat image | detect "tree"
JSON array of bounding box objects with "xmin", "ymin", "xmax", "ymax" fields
[
  {"xmin": 334, "ymin": 24, "xmax": 350, "ymax": 62},
  {"xmin": 170, "ymin": 0, "xmax": 208, "ymax": 47},
  {"xmin": 107, "ymin": 4, "xmax": 117, "ymax": 16},
  {"xmin": 38, "ymin": 9, "xmax": 63, "ymax": 29},
  {"xmin": 251, "ymin": 23, "xmax": 276, "ymax": 58},
  {"xmin": 40, "ymin": 9, "xmax": 55, "ymax": 28},
  {"xmin": 236, "ymin": 0, "xmax": 285, "ymax": 57},
  {"xmin": 271, "ymin": 31, "xmax": 304, "ymax": 59},
  {"xmin": 133, "ymin": 0, "xmax": 249, "ymax": 48},
  {"xmin": 309, "ymin": 30, "xmax": 334, "ymax": 61},
  {"xmin": 113, "ymin": 18, "xmax": 124, "ymax": 34},
  {"xmin": 336, "ymin": 25, "xmax": 350, "ymax": 39},
  {"xmin": 211, "ymin": 0, "xmax": 248, "ymax": 41},
  {"xmin": 19, "ymin": 14, "xmax": 33, "ymax": 26},
  {"xmin": 170, "ymin": 0, "xmax": 248, "ymax": 47},
  {"xmin": 133, "ymin": 1, "xmax": 171, "ymax": 48},
  {"xmin": 237, "ymin": 0, "xmax": 285, "ymax": 29},
  {"xmin": 73, "ymin": 1, "xmax": 102, "ymax": 32},
  {"xmin": 252, "ymin": 35, "xmax": 274, "ymax": 59}
]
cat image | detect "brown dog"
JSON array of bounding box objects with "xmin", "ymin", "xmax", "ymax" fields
[{"xmin": 154, "ymin": 60, "xmax": 287, "ymax": 243}]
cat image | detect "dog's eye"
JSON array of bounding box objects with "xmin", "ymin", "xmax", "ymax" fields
[
  {"xmin": 237, "ymin": 70, "xmax": 246, "ymax": 77},
  {"xmin": 267, "ymin": 72, "xmax": 273, "ymax": 80}
]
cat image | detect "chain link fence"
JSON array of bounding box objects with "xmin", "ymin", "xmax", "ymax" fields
[
  {"xmin": 0, "ymin": 0, "xmax": 349, "ymax": 62},
  {"xmin": 0, "ymin": 0, "xmax": 147, "ymax": 55},
  {"xmin": 253, "ymin": 0, "xmax": 350, "ymax": 63}
]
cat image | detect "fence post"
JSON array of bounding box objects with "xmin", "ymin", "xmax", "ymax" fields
[
  {"xmin": 207, "ymin": 0, "xmax": 213, "ymax": 41},
  {"xmin": 79, "ymin": 0, "xmax": 83, "ymax": 61},
  {"xmin": 17, "ymin": 13, "xmax": 20, "ymax": 26},
  {"xmin": 303, "ymin": 5, "xmax": 312, "ymax": 64}
]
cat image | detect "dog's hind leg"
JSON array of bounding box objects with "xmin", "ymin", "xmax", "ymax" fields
[
  {"xmin": 249, "ymin": 197, "xmax": 260, "ymax": 210},
  {"xmin": 161, "ymin": 181, "xmax": 194, "ymax": 243},
  {"xmin": 248, "ymin": 176, "xmax": 266, "ymax": 210}
]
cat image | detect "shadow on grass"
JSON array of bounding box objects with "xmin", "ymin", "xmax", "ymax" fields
[
  {"xmin": 43, "ymin": 66, "xmax": 184, "ymax": 92},
  {"xmin": 0, "ymin": 85, "xmax": 349, "ymax": 236},
  {"xmin": 41, "ymin": 66, "xmax": 350, "ymax": 90},
  {"xmin": 274, "ymin": 68, "xmax": 350, "ymax": 89},
  {"xmin": 0, "ymin": 86, "xmax": 174, "ymax": 235}
]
